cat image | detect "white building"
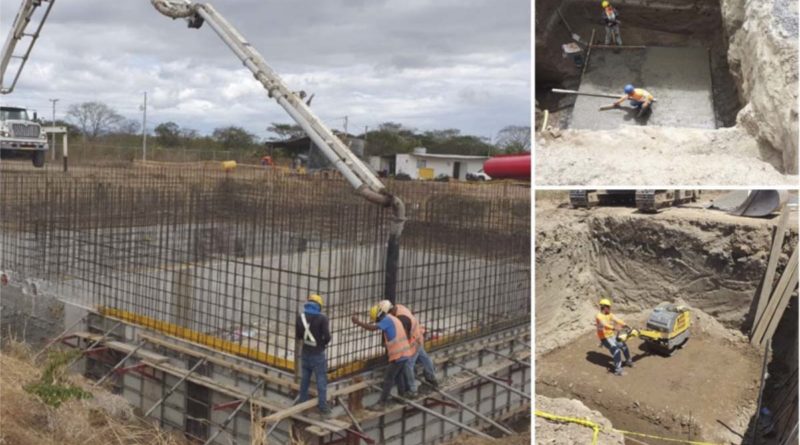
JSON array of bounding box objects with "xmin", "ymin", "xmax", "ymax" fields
[{"xmin": 369, "ymin": 147, "xmax": 488, "ymax": 180}]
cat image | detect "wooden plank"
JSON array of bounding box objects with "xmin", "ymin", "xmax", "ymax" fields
[
  {"xmin": 756, "ymin": 255, "xmax": 798, "ymax": 347},
  {"xmin": 752, "ymin": 207, "xmax": 790, "ymax": 338},
  {"xmin": 74, "ymin": 332, "xmax": 169, "ymax": 364},
  {"xmin": 261, "ymin": 379, "xmax": 375, "ymax": 425},
  {"xmin": 753, "ymin": 248, "xmax": 798, "ymax": 345}
]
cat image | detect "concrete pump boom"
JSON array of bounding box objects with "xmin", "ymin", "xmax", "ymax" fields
[
  {"xmin": 1, "ymin": 0, "xmax": 55, "ymax": 94},
  {"xmin": 151, "ymin": 0, "xmax": 406, "ymax": 302}
]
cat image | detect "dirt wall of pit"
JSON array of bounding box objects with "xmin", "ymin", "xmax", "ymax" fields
[
  {"xmin": 721, "ymin": 0, "xmax": 799, "ymax": 174},
  {"xmin": 535, "ymin": 206, "xmax": 797, "ymax": 354}
]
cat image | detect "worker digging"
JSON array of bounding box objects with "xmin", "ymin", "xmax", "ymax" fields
[
  {"xmin": 594, "ymin": 298, "xmax": 633, "ymax": 376},
  {"xmin": 294, "ymin": 294, "xmax": 333, "ymax": 418}
]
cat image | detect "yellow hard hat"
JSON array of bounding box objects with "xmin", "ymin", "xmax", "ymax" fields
[
  {"xmin": 369, "ymin": 305, "xmax": 382, "ymax": 322},
  {"xmin": 308, "ymin": 294, "xmax": 323, "ymax": 306},
  {"xmin": 602, "ymin": 1, "xmax": 609, "ymax": 7},
  {"xmin": 599, "ymin": 298, "xmax": 612, "ymax": 307}
]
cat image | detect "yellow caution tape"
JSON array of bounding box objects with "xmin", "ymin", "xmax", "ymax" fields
[
  {"xmin": 535, "ymin": 410, "xmax": 600, "ymax": 445},
  {"xmin": 535, "ymin": 410, "xmax": 724, "ymax": 445},
  {"xmin": 611, "ymin": 428, "xmax": 723, "ymax": 445}
]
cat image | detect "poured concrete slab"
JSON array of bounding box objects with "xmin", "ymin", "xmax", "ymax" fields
[{"xmin": 570, "ymin": 46, "xmax": 716, "ymax": 130}]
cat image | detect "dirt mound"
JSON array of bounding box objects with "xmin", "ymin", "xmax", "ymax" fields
[
  {"xmin": 535, "ymin": 395, "xmax": 624, "ymax": 445},
  {"xmin": 723, "ymin": 0, "xmax": 799, "ymax": 174},
  {"xmin": 535, "ymin": 204, "xmax": 797, "ymax": 355},
  {"xmin": 0, "ymin": 345, "xmax": 188, "ymax": 445}
]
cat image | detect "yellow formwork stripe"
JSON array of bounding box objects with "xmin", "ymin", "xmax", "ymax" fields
[
  {"xmin": 535, "ymin": 410, "xmax": 600, "ymax": 445},
  {"xmin": 535, "ymin": 410, "xmax": 724, "ymax": 445},
  {"xmin": 99, "ymin": 306, "xmax": 487, "ymax": 381}
]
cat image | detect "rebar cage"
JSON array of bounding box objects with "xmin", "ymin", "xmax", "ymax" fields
[{"xmin": 0, "ymin": 163, "xmax": 530, "ymax": 379}]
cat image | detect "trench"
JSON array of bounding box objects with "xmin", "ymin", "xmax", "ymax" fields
[{"xmin": 534, "ymin": 199, "xmax": 798, "ymax": 444}]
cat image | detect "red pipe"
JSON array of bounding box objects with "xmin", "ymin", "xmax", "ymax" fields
[{"xmin": 483, "ymin": 153, "xmax": 530, "ymax": 180}]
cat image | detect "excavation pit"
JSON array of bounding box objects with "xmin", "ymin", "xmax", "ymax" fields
[
  {"xmin": 571, "ymin": 47, "xmax": 716, "ymax": 130},
  {"xmin": 534, "ymin": 192, "xmax": 798, "ymax": 443},
  {"xmin": 534, "ymin": 0, "xmax": 799, "ymax": 184}
]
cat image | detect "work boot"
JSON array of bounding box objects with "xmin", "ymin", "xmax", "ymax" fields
[
  {"xmin": 613, "ymin": 368, "xmax": 626, "ymax": 376},
  {"xmin": 403, "ymin": 391, "xmax": 419, "ymax": 399},
  {"xmin": 318, "ymin": 407, "xmax": 333, "ymax": 419},
  {"xmin": 626, "ymin": 360, "xmax": 635, "ymax": 368},
  {"xmin": 426, "ymin": 377, "xmax": 440, "ymax": 389}
]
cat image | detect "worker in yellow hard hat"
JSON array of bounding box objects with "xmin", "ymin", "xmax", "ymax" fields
[
  {"xmin": 596, "ymin": 298, "xmax": 633, "ymax": 376},
  {"xmin": 352, "ymin": 301, "xmax": 416, "ymax": 409},
  {"xmin": 295, "ymin": 294, "xmax": 332, "ymax": 417},
  {"xmin": 601, "ymin": 1, "xmax": 622, "ymax": 46},
  {"xmin": 608, "ymin": 84, "xmax": 655, "ymax": 118}
]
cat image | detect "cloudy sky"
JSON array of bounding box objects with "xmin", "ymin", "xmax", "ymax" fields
[{"xmin": 1, "ymin": 0, "xmax": 530, "ymax": 142}]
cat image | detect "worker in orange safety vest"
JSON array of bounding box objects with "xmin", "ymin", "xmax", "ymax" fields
[
  {"xmin": 352, "ymin": 304, "xmax": 417, "ymax": 409},
  {"xmin": 596, "ymin": 298, "xmax": 634, "ymax": 376}
]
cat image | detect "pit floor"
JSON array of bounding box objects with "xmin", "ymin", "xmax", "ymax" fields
[
  {"xmin": 535, "ymin": 313, "xmax": 761, "ymax": 444},
  {"xmin": 571, "ymin": 47, "xmax": 716, "ymax": 130}
]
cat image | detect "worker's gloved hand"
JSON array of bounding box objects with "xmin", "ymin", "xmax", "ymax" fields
[{"xmin": 350, "ymin": 315, "xmax": 360, "ymax": 324}]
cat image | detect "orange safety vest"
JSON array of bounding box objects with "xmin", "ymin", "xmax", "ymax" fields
[
  {"xmin": 395, "ymin": 304, "xmax": 424, "ymax": 348},
  {"xmin": 629, "ymin": 88, "xmax": 654, "ymax": 102},
  {"xmin": 603, "ymin": 7, "xmax": 618, "ymax": 23},
  {"xmin": 596, "ymin": 312, "xmax": 625, "ymax": 340},
  {"xmin": 383, "ymin": 314, "xmax": 415, "ymax": 362}
]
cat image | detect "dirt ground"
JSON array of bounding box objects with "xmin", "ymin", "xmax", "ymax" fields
[
  {"xmin": 536, "ymin": 395, "xmax": 624, "ymax": 445},
  {"xmin": 535, "ymin": 127, "xmax": 796, "ymax": 186},
  {"xmin": 537, "ymin": 312, "xmax": 761, "ymax": 444}
]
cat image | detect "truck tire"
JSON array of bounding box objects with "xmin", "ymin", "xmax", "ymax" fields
[{"xmin": 32, "ymin": 150, "xmax": 45, "ymax": 168}]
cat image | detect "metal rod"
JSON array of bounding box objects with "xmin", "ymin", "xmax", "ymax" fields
[
  {"xmin": 336, "ymin": 396, "xmax": 364, "ymax": 433},
  {"xmin": 449, "ymin": 363, "xmax": 530, "ymax": 400},
  {"xmin": 580, "ymin": 29, "xmax": 595, "ymax": 80},
  {"xmin": 32, "ymin": 315, "xmax": 86, "ymax": 360},
  {"xmin": 202, "ymin": 380, "xmax": 263, "ymax": 445},
  {"xmin": 373, "ymin": 385, "xmax": 496, "ymax": 441},
  {"xmin": 481, "ymin": 349, "xmax": 531, "ymax": 368},
  {"xmin": 430, "ymin": 385, "xmax": 513, "ymax": 435},
  {"xmin": 65, "ymin": 321, "xmax": 122, "ymax": 370},
  {"xmin": 590, "ymin": 44, "xmax": 647, "ymax": 49},
  {"xmin": 551, "ymin": 88, "xmax": 621, "ymax": 100},
  {"xmin": 145, "ymin": 358, "xmax": 206, "ymax": 416},
  {"xmin": 92, "ymin": 340, "xmax": 145, "ymax": 387}
]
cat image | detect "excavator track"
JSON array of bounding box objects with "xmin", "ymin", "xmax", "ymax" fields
[{"xmin": 636, "ymin": 190, "xmax": 699, "ymax": 213}]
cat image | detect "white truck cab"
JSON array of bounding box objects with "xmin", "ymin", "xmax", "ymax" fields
[{"xmin": 0, "ymin": 106, "xmax": 49, "ymax": 167}]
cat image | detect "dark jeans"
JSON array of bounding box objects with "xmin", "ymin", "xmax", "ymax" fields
[
  {"xmin": 381, "ymin": 359, "xmax": 408, "ymax": 403},
  {"xmin": 297, "ymin": 351, "xmax": 328, "ymax": 411}
]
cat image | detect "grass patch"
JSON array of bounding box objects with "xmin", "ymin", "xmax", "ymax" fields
[{"xmin": 24, "ymin": 350, "xmax": 92, "ymax": 408}]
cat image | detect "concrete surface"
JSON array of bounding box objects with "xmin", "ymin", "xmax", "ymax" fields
[{"xmin": 570, "ymin": 46, "xmax": 716, "ymax": 130}]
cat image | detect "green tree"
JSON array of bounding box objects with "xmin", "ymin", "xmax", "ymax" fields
[
  {"xmin": 267, "ymin": 122, "xmax": 305, "ymax": 140},
  {"xmin": 155, "ymin": 121, "xmax": 182, "ymax": 147},
  {"xmin": 212, "ymin": 126, "xmax": 257, "ymax": 149},
  {"xmin": 495, "ymin": 125, "xmax": 531, "ymax": 153}
]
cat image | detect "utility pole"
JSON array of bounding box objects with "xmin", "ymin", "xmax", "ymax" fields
[
  {"xmin": 49, "ymin": 98, "xmax": 58, "ymax": 160},
  {"xmin": 141, "ymin": 91, "xmax": 148, "ymax": 161}
]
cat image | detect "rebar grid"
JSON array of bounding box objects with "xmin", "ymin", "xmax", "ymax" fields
[{"xmin": 0, "ymin": 163, "xmax": 530, "ymax": 377}]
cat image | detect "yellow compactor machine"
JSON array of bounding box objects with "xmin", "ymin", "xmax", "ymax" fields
[{"xmin": 618, "ymin": 303, "xmax": 691, "ymax": 355}]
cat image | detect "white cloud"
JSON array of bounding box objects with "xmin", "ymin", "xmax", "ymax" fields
[{"xmin": 1, "ymin": 0, "xmax": 530, "ymax": 140}]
